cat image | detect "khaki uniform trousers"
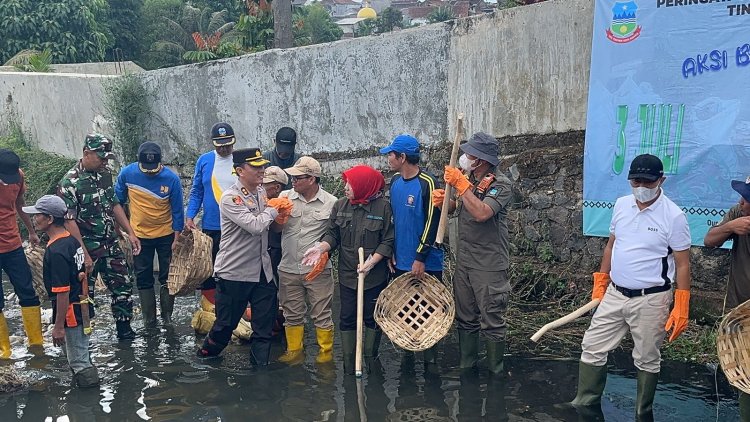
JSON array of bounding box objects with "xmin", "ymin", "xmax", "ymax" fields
[
  {"xmin": 453, "ymin": 266, "xmax": 510, "ymax": 341},
  {"xmin": 581, "ymin": 283, "xmax": 672, "ymax": 373},
  {"xmin": 278, "ymin": 269, "xmax": 334, "ymax": 329}
]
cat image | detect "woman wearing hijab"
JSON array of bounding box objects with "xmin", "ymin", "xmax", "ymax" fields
[{"xmin": 302, "ymin": 165, "xmax": 395, "ymax": 374}]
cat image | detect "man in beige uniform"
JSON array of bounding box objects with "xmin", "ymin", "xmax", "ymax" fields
[{"xmin": 275, "ymin": 157, "xmax": 337, "ymax": 364}]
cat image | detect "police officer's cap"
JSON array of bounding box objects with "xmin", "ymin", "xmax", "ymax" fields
[{"xmin": 233, "ymin": 148, "xmax": 270, "ymax": 168}]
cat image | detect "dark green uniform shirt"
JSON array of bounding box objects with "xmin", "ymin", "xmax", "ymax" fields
[
  {"xmin": 455, "ymin": 168, "xmax": 513, "ymax": 271},
  {"xmin": 719, "ymin": 205, "xmax": 750, "ymax": 308},
  {"xmin": 321, "ymin": 197, "xmax": 394, "ymax": 290},
  {"xmin": 57, "ymin": 161, "xmax": 119, "ymax": 249}
]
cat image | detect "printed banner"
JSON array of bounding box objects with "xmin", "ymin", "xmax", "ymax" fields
[{"xmin": 583, "ymin": 0, "xmax": 750, "ymax": 246}]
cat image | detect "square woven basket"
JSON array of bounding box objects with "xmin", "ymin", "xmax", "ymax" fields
[
  {"xmin": 374, "ymin": 272, "xmax": 455, "ymax": 352},
  {"xmin": 718, "ymin": 299, "xmax": 750, "ymax": 395},
  {"xmin": 167, "ymin": 229, "xmax": 213, "ymax": 296},
  {"xmin": 24, "ymin": 245, "xmax": 47, "ymax": 302}
]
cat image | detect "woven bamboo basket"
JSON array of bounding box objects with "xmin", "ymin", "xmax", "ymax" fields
[
  {"xmin": 118, "ymin": 232, "xmax": 134, "ymax": 269},
  {"xmin": 167, "ymin": 229, "xmax": 213, "ymax": 296},
  {"xmin": 374, "ymin": 273, "xmax": 454, "ymax": 351},
  {"xmin": 24, "ymin": 245, "xmax": 47, "ymax": 302},
  {"xmin": 717, "ymin": 299, "xmax": 750, "ymax": 394}
]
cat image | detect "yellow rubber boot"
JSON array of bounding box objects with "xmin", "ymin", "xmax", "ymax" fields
[
  {"xmin": 278, "ymin": 325, "xmax": 304, "ymax": 365},
  {"xmin": 21, "ymin": 306, "xmax": 43, "ymax": 347},
  {"xmin": 0, "ymin": 313, "xmax": 11, "ymax": 359},
  {"xmin": 315, "ymin": 327, "xmax": 334, "ymax": 364}
]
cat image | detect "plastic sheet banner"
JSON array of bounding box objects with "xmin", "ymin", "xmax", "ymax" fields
[{"xmin": 583, "ymin": 0, "xmax": 750, "ymax": 246}]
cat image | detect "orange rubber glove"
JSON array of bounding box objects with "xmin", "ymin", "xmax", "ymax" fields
[
  {"xmin": 432, "ymin": 189, "xmax": 445, "ymax": 208},
  {"xmin": 304, "ymin": 251, "xmax": 329, "ymax": 282},
  {"xmin": 444, "ymin": 166, "xmax": 472, "ymax": 196},
  {"xmin": 665, "ymin": 289, "xmax": 690, "ymax": 342},
  {"xmin": 267, "ymin": 197, "xmax": 293, "ymax": 213},
  {"xmin": 592, "ymin": 272, "xmax": 610, "ymax": 301},
  {"xmin": 274, "ymin": 208, "xmax": 291, "ymax": 224}
]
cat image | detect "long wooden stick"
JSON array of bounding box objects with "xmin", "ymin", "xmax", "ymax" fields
[
  {"xmin": 530, "ymin": 299, "xmax": 600, "ymax": 343},
  {"xmin": 435, "ymin": 113, "xmax": 464, "ymax": 245},
  {"xmin": 355, "ymin": 247, "xmax": 366, "ymax": 377}
]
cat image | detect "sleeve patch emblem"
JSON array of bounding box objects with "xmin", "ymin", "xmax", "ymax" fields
[{"xmin": 232, "ymin": 196, "xmax": 244, "ymax": 205}]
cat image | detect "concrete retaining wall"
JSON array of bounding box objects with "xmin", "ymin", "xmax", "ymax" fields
[{"xmin": 0, "ymin": 0, "xmax": 591, "ymax": 159}]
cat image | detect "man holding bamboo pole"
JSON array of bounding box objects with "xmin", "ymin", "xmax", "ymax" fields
[
  {"xmin": 431, "ymin": 132, "xmax": 512, "ymax": 374},
  {"xmin": 569, "ymin": 154, "xmax": 691, "ymax": 420}
]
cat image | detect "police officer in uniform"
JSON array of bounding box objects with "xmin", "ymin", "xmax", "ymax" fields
[
  {"xmin": 196, "ymin": 148, "xmax": 292, "ymax": 365},
  {"xmin": 432, "ymin": 132, "xmax": 512, "ymax": 374},
  {"xmin": 58, "ymin": 134, "xmax": 142, "ymax": 340}
]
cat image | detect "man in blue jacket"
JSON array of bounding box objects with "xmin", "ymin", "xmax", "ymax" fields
[
  {"xmin": 115, "ymin": 142, "xmax": 184, "ymax": 328},
  {"xmin": 186, "ymin": 123, "xmax": 236, "ymax": 308}
]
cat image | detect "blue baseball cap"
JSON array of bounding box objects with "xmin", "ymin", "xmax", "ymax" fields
[{"xmin": 379, "ymin": 134, "xmax": 420, "ymax": 156}]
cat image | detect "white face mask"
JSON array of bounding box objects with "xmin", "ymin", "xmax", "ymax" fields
[
  {"xmin": 632, "ymin": 185, "xmax": 660, "ymax": 203},
  {"xmin": 459, "ymin": 154, "xmax": 479, "ymax": 172}
]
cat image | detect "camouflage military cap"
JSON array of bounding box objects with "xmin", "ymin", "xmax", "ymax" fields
[{"xmin": 84, "ymin": 134, "xmax": 115, "ymax": 160}]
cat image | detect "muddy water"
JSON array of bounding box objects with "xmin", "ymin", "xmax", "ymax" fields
[{"xmin": 0, "ymin": 290, "xmax": 740, "ymax": 421}]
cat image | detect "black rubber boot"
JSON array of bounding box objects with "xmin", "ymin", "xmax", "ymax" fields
[
  {"xmin": 364, "ymin": 327, "xmax": 382, "ymax": 372},
  {"xmin": 196, "ymin": 335, "xmax": 225, "ymax": 358},
  {"xmin": 635, "ymin": 370, "xmax": 659, "ymax": 421},
  {"xmin": 116, "ymin": 320, "xmax": 136, "ymax": 340},
  {"xmin": 458, "ymin": 329, "xmax": 479, "ymax": 369},
  {"xmin": 571, "ymin": 361, "xmax": 608, "ymax": 407},
  {"xmin": 486, "ymin": 340, "xmax": 505, "ymax": 375},
  {"xmin": 250, "ymin": 341, "xmax": 271, "ymax": 366},
  {"xmin": 423, "ymin": 344, "xmax": 438, "ymax": 365},
  {"xmin": 341, "ymin": 330, "xmax": 356, "ymax": 375},
  {"xmin": 159, "ymin": 285, "xmax": 174, "ymax": 325},
  {"xmin": 741, "ymin": 391, "xmax": 750, "ymax": 422},
  {"xmin": 139, "ymin": 288, "xmax": 157, "ymax": 329}
]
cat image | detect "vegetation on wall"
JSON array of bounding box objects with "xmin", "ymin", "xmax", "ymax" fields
[{"xmin": 102, "ymin": 73, "xmax": 153, "ymax": 164}]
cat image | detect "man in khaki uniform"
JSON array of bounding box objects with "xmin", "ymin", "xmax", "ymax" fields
[
  {"xmin": 433, "ymin": 132, "xmax": 513, "ymax": 375},
  {"xmin": 274, "ymin": 157, "xmax": 337, "ymax": 364}
]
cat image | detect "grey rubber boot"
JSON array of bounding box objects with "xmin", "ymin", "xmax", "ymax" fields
[
  {"xmin": 74, "ymin": 366, "xmax": 100, "ymax": 388},
  {"xmin": 341, "ymin": 330, "xmax": 356, "ymax": 375},
  {"xmin": 635, "ymin": 370, "xmax": 659, "ymax": 421},
  {"xmin": 486, "ymin": 340, "xmax": 505, "ymax": 375},
  {"xmin": 159, "ymin": 285, "xmax": 175, "ymax": 324},
  {"xmin": 139, "ymin": 288, "xmax": 158, "ymax": 329},
  {"xmin": 458, "ymin": 329, "xmax": 480, "ymax": 369},
  {"xmin": 570, "ymin": 361, "xmax": 608, "ymax": 406}
]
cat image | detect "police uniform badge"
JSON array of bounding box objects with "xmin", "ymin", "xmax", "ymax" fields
[
  {"xmin": 233, "ymin": 196, "xmax": 244, "ymax": 205},
  {"xmin": 241, "ymin": 187, "xmax": 249, "ymax": 196},
  {"xmin": 488, "ymin": 187, "xmax": 498, "ymax": 196}
]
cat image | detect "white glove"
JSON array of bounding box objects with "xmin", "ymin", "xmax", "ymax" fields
[
  {"xmin": 357, "ymin": 254, "xmax": 376, "ymax": 274},
  {"xmin": 302, "ymin": 242, "xmax": 323, "ymax": 266}
]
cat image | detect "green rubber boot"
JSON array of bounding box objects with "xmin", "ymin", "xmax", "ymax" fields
[
  {"xmin": 635, "ymin": 370, "xmax": 659, "ymax": 421},
  {"xmin": 570, "ymin": 362, "xmax": 608, "ymax": 407},
  {"xmin": 740, "ymin": 391, "xmax": 750, "ymax": 422},
  {"xmin": 139, "ymin": 288, "xmax": 157, "ymax": 329},
  {"xmin": 364, "ymin": 327, "xmax": 382, "ymax": 370},
  {"xmin": 159, "ymin": 285, "xmax": 174, "ymax": 324},
  {"xmin": 423, "ymin": 345, "xmax": 438, "ymax": 365},
  {"xmin": 458, "ymin": 330, "xmax": 480, "ymax": 369},
  {"xmin": 341, "ymin": 330, "xmax": 356, "ymax": 375},
  {"xmin": 486, "ymin": 340, "xmax": 505, "ymax": 375}
]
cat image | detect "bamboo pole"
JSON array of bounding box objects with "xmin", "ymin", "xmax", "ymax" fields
[
  {"xmin": 355, "ymin": 247, "xmax": 366, "ymax": 377},
  {"xmin": 530, "ymin": 299, "xmax": 600, "ymax": 343},
  {"xmin": 435, "ymin": 113, "xmax": 464, "ymax": 245}
]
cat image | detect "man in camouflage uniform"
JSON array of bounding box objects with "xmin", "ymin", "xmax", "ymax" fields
[{"xmin": 57, "ymin": 134, "xmax": 142, "ymax": 340}]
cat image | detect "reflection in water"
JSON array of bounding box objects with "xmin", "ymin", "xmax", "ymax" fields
[{"xmin": 0, "ymin": 292, "xmax": 741, "ymax": 421}]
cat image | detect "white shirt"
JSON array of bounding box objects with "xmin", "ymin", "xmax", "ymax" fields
[{"xmin": 609, "ymin": 191, "xmax": 691, "ymax": 290}]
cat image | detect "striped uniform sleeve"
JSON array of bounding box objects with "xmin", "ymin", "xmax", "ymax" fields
[{"xmin": 415, "ymin": 172, "xmax": 441, "ymax": 262}]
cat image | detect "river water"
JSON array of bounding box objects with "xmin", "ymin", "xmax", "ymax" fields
[{"xmin": 0, "ymin": 291, "xmax": 741, "ymax": 421}]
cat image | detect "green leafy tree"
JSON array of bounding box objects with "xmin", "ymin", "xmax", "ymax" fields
[
  {"xmin": 427, "ymin": 6, "xmax": 453, "ymax": 23},
  {"xmin": 376, "ymin": 7, "xmax": 403, "ymax": 33},
  {"xmin": 107, "ymin": 0, "xmax": 144, "ymax": 61},
  {"xmin": 142, "ymin": 4, "xmax": 236, "ymax": 68},
  {"xmin": 0, "ymin": 0, "xmax": 112, "ymax": 64},
  {"xmin": 353, "ymin": 19, "xmax": 376, "ymax": 37},
  {"xmin": 299, "ymin": 4, "xmax": 343, "ymax": 44},
  {"xmin": 236, "ymin": 0, "xmax": 275, "ymax": 51}
]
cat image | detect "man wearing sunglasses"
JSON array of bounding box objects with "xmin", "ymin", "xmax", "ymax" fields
[
  {"xmin": 115, "ymin": 141, "xmax": 184, "ymax": 329},
  {"xmin": 57, "ymin": 134, "xmax": 142, "ymax": 341}
]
